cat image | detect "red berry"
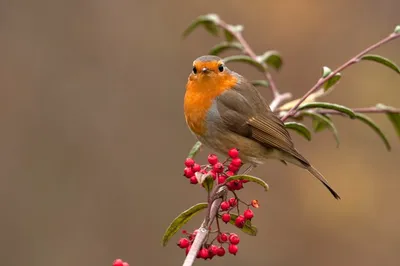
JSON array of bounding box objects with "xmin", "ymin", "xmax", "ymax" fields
[
  {"xmin": 225, "ymin": 171, "xmax": 235, "ymax": 177},
  {"xmin": 228, "ymin": 197, "xmax": 237, "ymax": 207},
  {"xmin": 228, "ymin": 148, "xmax": 239, "ymax": 158},
  {"xmin": 185, "ymin": 244, "xmax": 191, "ymax": 255},
  {"xmin": 177, "ymin": 238, "xmax": 190, "ymax": 248},
  {"xmin": 212, "ymin": 162, "xmax": 224, "ymax": 173},
  {"xmin": 231, "ymin": 158, "xmax": 242, "ymax": 167},
  {"xmin": 113, "ymin": 259, "xmax": 123, "ymax": 266},
  {"xmin": 209, "ymin": 245, "xmax": 219, "ymax": 256},
  {"xmin": 242, "ymin": 179, "xmax": 249, "ymax": 183},
  {"xmin": 217, "ymin": 246, "xmax": 226, "ymax": 256},
  {"xmin": 217, "ymin": 174, "xmax": 226, "ymax": 184},
  {"xmin": 228, "ymin": 244, "xmax": 238, "ymax": 255},
  {"xmin": 226, "ymin": 180, "xmax": 243, "ymax": 191},
  {"xmin": 220, "ymin": 201, "xmax": 230, "ymax": 211},
  {"xmin": 228, "ymin": 164, "xmax": 239, "ymax": 173},
  {"xmin": 235, "ymin": 215, "xmax": 245, "ymax": 228},
  {"xmin": 244, "ymin": 209, "xmax": 254, "ymax": 220},
  {"xmin": 122, "ymin": 262, "xmax": 129, "ymax": 266},
  {"xmin": 189, "ymin": 176, "xmax": 198, "ymax": 184},
  {"xmin": 184, "ymin": 158, "xmax": 195, "ymax": 167},
  {"xmin": 217, "ymin": 233, "xmax": 228, "ymax": 243},
  {"xmin": 183, "ymin": 167, "xmax": 194, "ymax": 178},
  {"xmin": 207, "ymin": 154, "xmax": 219, "ymax": 165},
  {"xmin": 199, "ymin": 248, "xmax": 209, "ymax": 259},
  {"xmin": 229, "ymin": 233, "xmax": 240, "ymax": 245},
  {"xmin": 192, "ymin": 163, "xmax": 201, "ymax": 172},
  {"xmin": 221, "ymin": 213, "xmax": 231, "ymax": 223}
]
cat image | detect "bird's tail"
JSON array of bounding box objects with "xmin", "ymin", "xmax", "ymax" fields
[{"xmin": 306, "ymin": 165, "xmax": 341, "ymax": 200}]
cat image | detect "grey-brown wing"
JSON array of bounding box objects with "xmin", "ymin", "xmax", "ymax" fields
[{"xmin": 216, "ymin": 81, "xmax": 309, "ymax": 165}]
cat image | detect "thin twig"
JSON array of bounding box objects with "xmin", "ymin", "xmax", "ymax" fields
[
  {"xmin": 281, "ymin": 31, "xmax": 400, "ymax": 122},
  {"xmin": 216, "ymin": 19, "xmax": 291, "ymax": 110}
]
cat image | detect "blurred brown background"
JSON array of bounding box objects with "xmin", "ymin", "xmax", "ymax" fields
[{"xmin": 1, "ymin": 0, "xmax": 399, "ymax": 265}]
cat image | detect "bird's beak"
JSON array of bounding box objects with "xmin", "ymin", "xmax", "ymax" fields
[{"xmin": 201, "ymin": 67, "xmax": 210, "ymax": 74}]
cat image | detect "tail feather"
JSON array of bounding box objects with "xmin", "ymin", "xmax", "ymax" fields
[{"xmin": 306, "ymin": 165, "xmax": 341, "ymax": 200}]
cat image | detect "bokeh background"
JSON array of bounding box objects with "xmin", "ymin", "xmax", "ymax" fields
[{"xmin": 1, "ymin": 0, "xmax": 399, "ymax": 265}]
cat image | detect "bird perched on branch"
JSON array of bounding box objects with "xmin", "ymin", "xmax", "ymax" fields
[{"xmin": 183, "ymin": 55, "xmax": 340, "ymax": 199}]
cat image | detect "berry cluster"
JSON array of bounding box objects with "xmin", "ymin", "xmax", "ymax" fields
[
  {"xmin": 179, "ymin": 148, "xmax": 261, "ymax": 260},
  {"xmin": 112, "ymin": 259, "xmax": 129, "ymax": 266},
  {"xmin": 183, "ymin": 148, "xmax": 247, "ymax": 190},
  {"xmin": 177, "ymin": 230, "xmax": 241, "ymax": 259}
]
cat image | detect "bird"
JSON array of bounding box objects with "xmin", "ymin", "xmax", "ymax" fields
[{"xmin": 183, "ymin": 55, "xmax": 340, "ymax": 199}]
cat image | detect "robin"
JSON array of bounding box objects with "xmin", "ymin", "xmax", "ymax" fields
[{"xmin": 184, "ymin": 55, "xmax": 340, "ymax": 199}]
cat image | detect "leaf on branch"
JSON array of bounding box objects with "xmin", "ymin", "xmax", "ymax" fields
[
  {"xmin": 223, "ymin": 55, "xmax": 265, "ymax": 72},
  {"xmin": 228, "ymin": 213, "xmax": 258, "ymax": 236},
  {"xmin": 224, "ymin": 24, "xmax": 244, "ymax": 41},
  {"xmin": 284, "ymin": 122, "xmax": 312, "ymax": 141},
  {"xmin": 395, "ymin": 25, "xmax": 400, "ymax": 34},
  {"xmin": 224, "ymin": 30, "xmax": 234, "ymax": 42},
  {"xmin": 277, "ymin": 90, "xmax": 327, "ymax": 111},
  {"xmin": 302, "ymin": 111, "xmax": 340, "ymax": 147},
  {"xmin": 182, "ymin": 14, "xmax": 220, "ymax": 38},
  {"xmin": 251, "ymin": 80, "xmax": 270, "ymax": 88},
  {"xmin": 360, "ymin": 54, "xmax": 400, "ymax": 74},
  {"xmin": 321, "ymin": 66, "xmax": 342, "ymax": 91},
  {"xmin": 354, "ymin": 113, "xmax": 391, "ymax": 151},
  {"xmin": 209, "ymin": 41, "xmax": 243, "ymax": 56},
  {"xmin": 225, "ymin": 175, "xmax": 269, "ymax": 191},
  {"xmin": 201, "ymin": 174, "xmax": 214, "ymax": 192},
  {"xmin": 188, "ymin": 141, "xmax": 202, "ymax": 159},
  {"xmin": 377, "ymin": 104, "xmax": 400, "ymax": 139},
  {"xmin": 257, "ymin": 50, "xmax": 283, "ymax": 70},
  {"xmin": 161, "ymin": 203, "xmax": 208, "ymax": 246},
  {"xmin": 298, "ymin": 102, "xmax": 356, "ymax": 119}
]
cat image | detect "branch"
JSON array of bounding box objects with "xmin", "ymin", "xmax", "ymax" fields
[
  {"xmin": 216, "ymin": 19, "xmax": 291, "ymax": 110},
  {"xmin": 182, "ymin": 186, "xmax": 227, "ymax": 266},
  {"xmin": 281, "ymin": 31, "xmax": 400, "ymax": 121}
]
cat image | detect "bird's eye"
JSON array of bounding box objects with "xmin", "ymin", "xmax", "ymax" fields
[
  {"xmin": 192, "ymin": 66, "xmax": 197, "ymax": 74},
  {"xmin": 218, "ymin": 64, "xmax": 224, "ymax": 72}
]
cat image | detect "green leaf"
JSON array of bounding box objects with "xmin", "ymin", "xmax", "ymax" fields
[
  {"xmin": 298, "ymin": 102, "xmax": 356, "ymax": 119},
  {"xmin": 354, "ymin": 113, "xmax": 391, "ymax": 151},
  {"xmin": 202, "ymin": 175, "xmax": 214, "ymax": 192},
  {"xmin": 228, "ymin": 213, "xmax": 258, "ymax": 236},
  {"xmin": 361, "ymin": 54, "xmax": 400, "ymax": 74},
  {"xmin": 322, "ymin": 66, "xmax": 332, "ymax": 78},
  {"xmin": 284, "ymin": 122, "xmax": 312, "ymax": 141},
  {"xmin": 224, "ymin": 30, "xmax": 234, "ymax": 42},
  {"xmin": 257, "ymin": 50, "xmax": 283, "ymax": 70},
  {"xmin": 223, "ymin": 25, "xmax": 243, "ymax": 41},
  {"xmin": 225, "ymin": 175, "xmax": 269, "ymax": 191},
  {"xmin": 188, "ymin": 141, "xmax": 202, "ymax": 158},
  {"xmin": 376, "ymin": 104, "xmax": 400, "ymax": 138},
  {"xmin": 182, "ymin": 14, "xmax": 220, "ymax": 38},
  {"xmin": 321, "ymin": 66, "xmax": 341, "ymax": 91},
  {"xmin": 302, "ymin": 111, "xmax": 340, "ymax": 147},
  {"xmin": 223, "ymin": 55, "xmax": 265, "ymax": 72},
  {"xmin": 251, "ymin": 80, "xmax": 270, "ymax": 88},
  {"xmin": 161, "ymin": 203, "xmax": 208, "ymax": 246},
  {"xmin": 395, "ymin": 25, "xmax": 400, "ymax": 34},
  {"xmin": 209, "ymin": 41, "xmax": 243, "ymax": 56}
]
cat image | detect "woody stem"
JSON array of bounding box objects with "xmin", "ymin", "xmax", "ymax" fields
[
  {"xmin": 281, "ymin": 31, "xmax": 400, "ymax": 122},
  {"xmin": 217, "ymin": 19, "xmax": 291, "ymax": 110}
]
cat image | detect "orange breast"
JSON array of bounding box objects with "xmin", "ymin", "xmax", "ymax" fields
[{"xmin": 184, "ymin": 74, "xmax": 237, "ymax": 135}]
